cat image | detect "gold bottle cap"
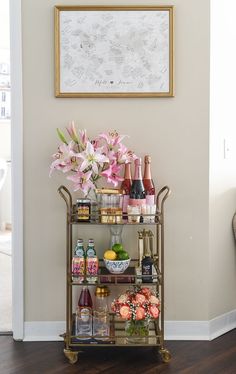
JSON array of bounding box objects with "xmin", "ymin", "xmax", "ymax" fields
[
  {"xmin": 95, "ymin": 285, "xmax": 110, "ymax": 297},
  {"xmin": 144, "ymin": 155, "xmax": 151, "ymax": 163}
]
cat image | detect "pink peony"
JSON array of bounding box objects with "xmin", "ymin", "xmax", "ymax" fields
[
  {"xmin": 140, "ymin": 287, "xmax": 152, "ymax": 298},
  {"xmin": 136, "ymin": 307, "xmax": 146, "ymax": 320},
  {"xmin": 135, "ymin": 293, "xmax": 146, "ymax": 304},
  {"xmin": 149, "ymin": 295, "xmax": 160, "ymax": 305},
  {"xmin": 149, "ymin": 305, "xmax": 159, "ymax": 319},
  {"xmin": 120, "ymin": 305, "xmax": 131, "ymax": 320}
]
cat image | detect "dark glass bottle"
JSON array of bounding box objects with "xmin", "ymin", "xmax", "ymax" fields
[
  {"xmin": 129, "ymin": 158, "xmax": 146, "ymax": 206},
  {"xmin": 143, "ymin": 155, "xmax": 155, "ymax": 205},
  {"xmin": 141, "ymin": 235, "xmax": 153, "ymax": 283},
  {"xmin": 78, "ymin": 286, "xmax": 93, "ymax": 311},
  {"xmin": 120, "ymin": 162, "xmax": 132, "ymax": 217}
]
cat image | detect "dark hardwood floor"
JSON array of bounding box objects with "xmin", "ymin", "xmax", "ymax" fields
[{"xmin": 0, "ymin": 329, "xmax": 236, "ymax": 374}]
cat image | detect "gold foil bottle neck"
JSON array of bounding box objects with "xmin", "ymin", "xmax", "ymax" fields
[{"xmin": 95, "ymin": 285, "xmax": 110, "ymax": 297}]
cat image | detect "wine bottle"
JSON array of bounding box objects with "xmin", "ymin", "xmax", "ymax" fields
[
  {"xmin": 129, "ymin": 158, "xmax": 146, "ymax": 206},
  {"xmin": 143, "ymin": 155, "xmax": 155, "ymax": 205},
  {"xmin": 120, "ymin": 162, "xmax": 132, "ymax": 217},
  {"xmin": 141, "ymin": 234, "xmax": 153, "ymax": 283}
]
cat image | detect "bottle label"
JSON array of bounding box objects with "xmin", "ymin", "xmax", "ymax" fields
[
  {"xmin": 75, "ymin": 247, "xmax": 84, "ymax": 257},
  {"xmin": 129, "ymin": 198, "xmax": 146, "ymax": 206},
  {"xmin": 142, "ymin": 263, "xmax": 152, "ymax": 275},
  {"xmin": 145, "ymin": 195, "xmax": 155, "ymax": 205},
  {"xmin": 86, "ymin": 257, "xmax": 98, "ymax": 275},
  {"xmin": 80, "ymin": 308, "xmax": 90, "ymax": 322},
  {"xmin": 86, "ymin": 248, "xmax": 96, "ymax": 257},
  {"xmin": 122, "ymin": 195, "xmax": 130, "ymax": 213}
]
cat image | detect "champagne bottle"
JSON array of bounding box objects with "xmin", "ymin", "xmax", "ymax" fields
[
  {"xmin": 129, "ymin": 158, "xmax": 146, "ymax": 206},
  {"xmin": 143, "ymin": 155, "xmax": 155, "ymax": 205},
  {"xmin": 120, "ymin": 162, "xmax": 132, "ymax": 217}
]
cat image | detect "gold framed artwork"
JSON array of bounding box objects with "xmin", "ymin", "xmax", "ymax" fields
[{"xmin": 55, "ymin": 6, "xmax": 174, "ymax": 98}]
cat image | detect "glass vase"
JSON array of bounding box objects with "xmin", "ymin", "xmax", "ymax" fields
[
  {"xmin": 109, "ymin": 225, "xmax": 123, "ymax": 248},
  {"xmin": 125, "ymin": 319, "xmax": 149, "ymax": 344}
]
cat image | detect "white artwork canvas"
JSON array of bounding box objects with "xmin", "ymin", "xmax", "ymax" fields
[{"xmin": 55, "ymin": 7, "xmax": 173, "ymax": 97}]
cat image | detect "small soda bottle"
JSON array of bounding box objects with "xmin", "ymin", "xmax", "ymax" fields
[
  {"xmin": 86, "ymin": 239, "xmax": 98, "ymax": 283},
  {"xmin": 72, "ymin": 239, "xmax": 85, "ymax": 283}
]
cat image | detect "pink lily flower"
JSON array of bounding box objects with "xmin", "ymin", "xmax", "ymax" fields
[
  {"xmin": 77, "ymin": 141, "xmax": 109, "ymax": 175},
  {"xmin": 101, "ymin": 162, "xmax": 123, "ymax": 187},
  {"xmin": 49, "ymin": 142, "xmax": 77, "ymax": 176},
  {"xmin": 99, "ymin": 130, "xmax": 127, "ymax": 148},
  {"xmin": 67, "ymin": 170, "xmax": 95, "ymax": 194}
]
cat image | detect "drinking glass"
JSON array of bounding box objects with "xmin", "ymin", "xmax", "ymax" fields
[{"xmin": 93, "ymin": 311, "xmax": 110, "ymax": 340}]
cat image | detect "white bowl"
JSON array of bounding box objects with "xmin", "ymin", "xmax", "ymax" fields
[{"xmin": 103, "ymin": 258, "xmax": 130, "ymax": 274}]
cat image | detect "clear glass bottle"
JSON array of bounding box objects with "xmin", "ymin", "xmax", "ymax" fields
[{"xmin": 93, "ymin": 286, "xmax": 110, "ymax": 340}]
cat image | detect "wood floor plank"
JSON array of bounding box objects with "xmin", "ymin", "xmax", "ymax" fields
[{"xmin": 0, "ymin": 330, "xmax": 235, "ymax": 373}]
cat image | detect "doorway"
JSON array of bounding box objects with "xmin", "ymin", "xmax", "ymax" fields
[{"xmin": 0, "ymin": 0, "xmax": 12, "ymax": 333}]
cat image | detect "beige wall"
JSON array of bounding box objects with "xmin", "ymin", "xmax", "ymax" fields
[{"xmin": 22, "ymin": 0, "xmax": 211, "ymax": 322}]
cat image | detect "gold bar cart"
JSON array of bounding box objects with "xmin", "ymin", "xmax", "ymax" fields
[{"xmin": 58, "ymin": 185, "xmax": 171, "ymax": 364}]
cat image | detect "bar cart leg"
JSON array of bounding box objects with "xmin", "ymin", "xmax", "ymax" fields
[
  {"xmin": 159, "ymin": 347, "xmax": 171, "ymax": 363},
  {"xmin": 64, "ymin": 349, "xmax": 79, "ymax": 364}
]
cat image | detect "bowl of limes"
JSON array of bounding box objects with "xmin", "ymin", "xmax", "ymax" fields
[{"xmin": 103, "ymin": 243, "xmax": 130, "ymax": 274}]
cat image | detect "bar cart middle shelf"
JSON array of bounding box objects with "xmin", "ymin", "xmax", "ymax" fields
[{"xmin": 58, "ymin": 185, "xmax": 171, "ymax": 365}]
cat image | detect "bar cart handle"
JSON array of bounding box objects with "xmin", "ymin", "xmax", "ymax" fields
[
  {"xmin": 156, "ymin": 186, "xmax": 171, "ymax": 215},
  {"xmin": 58, "ymin": 185, "xmax": 73, "ymax": 215}
]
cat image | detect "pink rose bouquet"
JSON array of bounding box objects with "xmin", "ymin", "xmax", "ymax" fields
[
  {"xmin": 50, "ymin": 121, "xmax": 137, "ymax": 195},
  {"xmin": 111, "ymin": 286, "xmax": 160, "ymax": 321}
]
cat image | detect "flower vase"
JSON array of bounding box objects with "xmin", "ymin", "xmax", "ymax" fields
[
  {"xmin": 125, "ymin": 319, "xmax": 149, "ymax": 344},
  {"xmin": 86, "ymin": 189, "xmax": 98, "ymax": 223}
]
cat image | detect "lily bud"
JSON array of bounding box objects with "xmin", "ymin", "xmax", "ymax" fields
[{"xmin": 57, "ymin": 128, "xmax": 68, "ymax": 144}]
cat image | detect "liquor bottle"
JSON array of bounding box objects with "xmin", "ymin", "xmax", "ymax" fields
[
  {"xmin": 129, "ymin": 158, "xmax": 146, "ymax": 206},
  {"xmin": 72, "ymin": 239, "xmax": 85, "ymax": 283},
  {"xmin": 120, "ymin": 162, "xmax": 132, "ymax": 218},
  {"xmin": 141, "ymin": 234, "xmax": 153, "ymax": 283},
  {"xmin": 86, "ymin": 239, "xmax": 98, "ymax": 283},
  {"xmin": 77, "ymin": 286, "xmax": 93, "ymax": 338},
  {"xmin": 78, "ymin": 286, "xmax": 93, "ymax": 311},
  {"xmin": 143, "ymin": 155, "xmax": 155, "ymax": 205}
]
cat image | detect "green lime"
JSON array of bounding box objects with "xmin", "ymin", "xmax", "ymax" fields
[
  {"xmin": 112, "ymin": 243, "xmax": 124, "ymax": 253},
  {"xmin": 117, "ymin": 251, "xmax": 129, "ymax": 260}
]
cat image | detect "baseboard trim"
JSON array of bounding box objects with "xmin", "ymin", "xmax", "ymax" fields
[{"xmin": 24, "ymin": 309, "xmax": 236, "ymax": 342}]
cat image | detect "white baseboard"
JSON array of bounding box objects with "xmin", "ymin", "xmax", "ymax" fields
[
  {"xmin": 24, "ymin": 321, "xmax": 65, "ymax": 341},
  {"xmin": 24, "ymin": 309, "xmax": 236, "ymax": 342}
]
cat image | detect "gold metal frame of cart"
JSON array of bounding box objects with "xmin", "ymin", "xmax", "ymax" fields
[
  {"xmin": 58, "ymin": 185, "xmax": 171, "ymax": 364},
  {"xmin": 55, "ymin": 6, "xmax": 174, "ymax": 98}
]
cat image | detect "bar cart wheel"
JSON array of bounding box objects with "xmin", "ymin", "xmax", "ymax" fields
[
  {"xmin": 64, "ymin": 349, "xmax": 79, "ymax": 364},
  {"xmin": 159, "ymin": 348, "xmax": 171, "ymax": 363}
]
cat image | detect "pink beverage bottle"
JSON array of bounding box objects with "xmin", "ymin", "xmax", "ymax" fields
[
  {"xmin": 120, "ymin": 162, "xmax": 132, "ymax": 218},
  {"xmin": 129, "ymin": 158, "xmax": 146, "ymax": 206},
  {"xmin": 143, "ymin": 155, "xmax": 155, "ymax": 205}
]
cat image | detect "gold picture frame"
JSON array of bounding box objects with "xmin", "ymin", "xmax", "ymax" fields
[{"xmin": 55, "ymin": 6, "xmax": 174, "ymax": 98}]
